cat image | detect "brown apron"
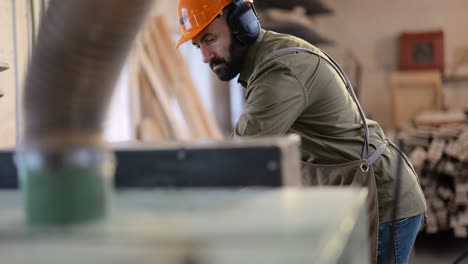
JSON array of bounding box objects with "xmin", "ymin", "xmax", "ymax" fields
[
  {"xmin": 301, "ymin": 147, "xmax": 385, "ymax": 264},
  {"xmin": 265, "ymin": 48, "xmax": 387, "ymax": 264}
]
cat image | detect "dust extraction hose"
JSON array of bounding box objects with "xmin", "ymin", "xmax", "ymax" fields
[
  {"xmin": 24, "ymin": 0, "xmax": 152, "ymax": 144},
  {"xmin": 17, "ymin": 0, "xmax": 153, "ymax": 225}
]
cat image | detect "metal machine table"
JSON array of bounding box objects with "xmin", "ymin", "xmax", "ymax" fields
[{"xmin": 0, "ymin": 188, "xmax": 369, "ymax": 264}]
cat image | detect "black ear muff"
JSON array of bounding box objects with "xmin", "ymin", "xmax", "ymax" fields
[{"xmin": 228, "ymin": 1, "xmax": 260, "ymax": 45}]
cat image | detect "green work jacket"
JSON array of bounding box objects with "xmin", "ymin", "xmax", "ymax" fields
[{"xmin": 235, "ymin": 29, "xmax": 426, "ymax": 223}]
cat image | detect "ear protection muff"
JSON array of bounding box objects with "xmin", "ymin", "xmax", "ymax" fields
[{"xmin": 228, "ymin": 0, "xmax": 260, "ymax": 45}]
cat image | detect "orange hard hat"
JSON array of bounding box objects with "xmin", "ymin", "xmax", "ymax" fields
[{"xmin": 176, "ymin": 0, "xmax": 254, "ymax": 48}]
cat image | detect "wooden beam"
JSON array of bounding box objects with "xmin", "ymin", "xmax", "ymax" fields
[
  {"xmin": 128, "ymin": 45, "xmax": 144, "ymax": 140},
  {"xmin": 139, "ymin": 70, "xmax": 173, "ymax": 140},
  {"xmin": 142, "ymin": 31, "xmax": 174, "ymax": 97},
  {"xmin": 149, "ymin": 17, "xmax": 211, "ymax": 138},
  {"xmin": 138, "ymin": 47, "xmax": 191, "ymax": 141},
  {"xmin": 138, "ymin": 117, "xmax": 163, "ymax": 141},
  {"xmin": 154, "ymin": 16, "xmax": 223, "ymax": 139}
]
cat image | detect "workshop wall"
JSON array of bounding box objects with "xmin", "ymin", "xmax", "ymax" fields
[
  {"xmin": 314, "ymin": 0, "xmax": 468, "ymax": 129},
  {"xmin": 2, "ymin": 1, "xmax": 467, "ymax": 147},
  {"xmin": 0, "ymin": 1, "xmax": 31, "ymax": 149},
  {"xmin": 162, "ymin": 0, "xmax": 468, "ymax": 130}
]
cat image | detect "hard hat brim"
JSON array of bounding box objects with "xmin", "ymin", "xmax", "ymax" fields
[{"xmin": 175, "ymin": 15, "xmax": 217, "ymax": 48}]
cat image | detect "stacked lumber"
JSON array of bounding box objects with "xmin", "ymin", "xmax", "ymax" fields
[
  {"xmin": 130, "ymin": 15, "xmax": 223, "ymax": 141},
  {"xmin": 405, "ymin": 112, "xmax": 468, "ymax": 237}
]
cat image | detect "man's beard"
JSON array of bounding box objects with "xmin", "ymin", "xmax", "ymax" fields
[{"xmin": 209, "ymin": 36, "xmax": 247, "ymax": 81}]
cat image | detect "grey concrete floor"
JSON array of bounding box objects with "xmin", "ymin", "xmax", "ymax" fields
[{"xmin": 411, "ymin": 232, "xmax": 468, "ymax": 264}]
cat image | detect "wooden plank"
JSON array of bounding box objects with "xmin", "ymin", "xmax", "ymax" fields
[
  {"xmin": 414, "ymin": 111, "xmax": 466, "ymax": 127},
  {"xmin": 408, "ymin": 146, "xmax": 426, "ymax": 172},
  {"xmin": 138, "ymin": 117, "xmax": 162, "ymax": 141},
  {"xmin": 135, "ymin": 14, "xmax": 223, "ymax": 139},
  {"xmin": 141, "ymin": 32, "xmax": 174, "ymax": 97},
  {"xmin": 147, "ymin": 23, "xmax": 178, "ymax": 86},
  {"xmin": 427, "ymin": 139, "xmax": 445, "ymax": 168},
  {"xmin": 149, "ymin": 18, "xmax": 208, "ymax": 138},
  {"xmin": 128, "ymin": 46, "xmax": 144, "ymax": 139},
  {"xmin": 155, "ymin": 16, "xmax": 223, "ymax": 139},
  {"xmin": 138, "ymin": 47, "xmax": 191, "ymax": 141},
  {"xmin": 139, "ymin": 70, "xmax": 173, "ymax": 140},
  {"xmin": 391, "ymin": 70, "xmax": 442, "ymax": 130},
  {"xmin": 133, "ymin": 29, "xmax": 172, "ymax": 139}
]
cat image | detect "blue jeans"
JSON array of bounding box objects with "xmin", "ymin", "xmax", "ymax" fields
[{"xmin": 377, "ymin": 214, "xmax": 422, "ymax": 264}]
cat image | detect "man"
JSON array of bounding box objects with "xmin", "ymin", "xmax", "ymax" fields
[{"xmin": 176, "ymin": 0, "xmax": 426, "ymax": 263}]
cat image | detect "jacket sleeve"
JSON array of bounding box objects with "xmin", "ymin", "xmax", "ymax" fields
[{"xmin": 234, "ymin": 62, "xmax": 306, "ymax": 137}]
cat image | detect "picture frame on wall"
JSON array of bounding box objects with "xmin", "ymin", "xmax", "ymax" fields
[{"xmin": 399, "ymin": 31, "xmax": 444, "ymax": 74}]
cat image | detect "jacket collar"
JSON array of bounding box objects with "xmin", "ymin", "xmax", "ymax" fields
[{"xmin": 238, "ymin": 29, "xmax": 267, "ymax": 87}]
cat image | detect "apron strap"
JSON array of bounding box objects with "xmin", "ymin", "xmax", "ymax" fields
[
  {"xmin": 360, "ymin": 140, "xmax": 389, "ymax": 172},
  {"xmin": 263, "ymin": 47, "xmax": 370, "ymax": 160}
]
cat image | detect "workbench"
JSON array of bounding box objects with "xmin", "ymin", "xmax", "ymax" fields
[
  {"xmin": 0, "ymin": 188, "xmax": 369, "ymax": 264},
  {"xmin": 0, "ymin": 136, "xmax": 302, "ymax": 189}
]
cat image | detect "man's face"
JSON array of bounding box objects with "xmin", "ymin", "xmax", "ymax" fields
[{"xmin": 192, "ymin": 16, "xmax": 247, "ymax": 81}]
